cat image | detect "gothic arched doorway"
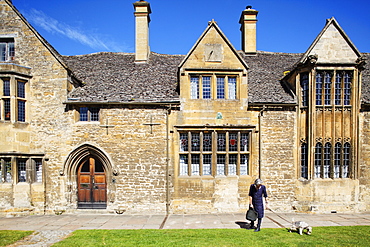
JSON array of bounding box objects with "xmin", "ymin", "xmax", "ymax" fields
[{"xmin": 77, "ymin": 156, "xmax": 107, "ymax": 209}]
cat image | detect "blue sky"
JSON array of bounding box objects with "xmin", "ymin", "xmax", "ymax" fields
[{"xmin": 12, "ymin": 0, "xmax": 370, "ymax": 56}]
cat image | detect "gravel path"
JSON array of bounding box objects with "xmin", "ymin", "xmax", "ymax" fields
[{"xmin": 8, "ymin": 230, "xmax": 73, "ymax": 247}]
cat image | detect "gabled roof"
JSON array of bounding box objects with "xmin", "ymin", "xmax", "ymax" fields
[
  {"xmin": 178, "ymin": 20, "xmax": 248, "ymax": 69},
  {"xmin": 2, "ymin": 0, "xmax": 80, "ymax": 84},
  {"xmin": 63, "ymin": 52, "xmax": 184, "ymax": 103},
  {"xmin": 298, "ymin": 17, "xmax": 362, "ymax": 65}
]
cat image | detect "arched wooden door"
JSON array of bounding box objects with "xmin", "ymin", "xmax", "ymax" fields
[{"xmin": 77, "ymin": 157, "xmax": 107, "ymax": 209}]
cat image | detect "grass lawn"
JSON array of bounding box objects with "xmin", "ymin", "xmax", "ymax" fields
[
  {"xmin": 0, "ymin": 230, "xmax": 33, "ymax": 247},
  {"xmin": 52, "ymin": 226, "xmax": 370, "ymax": 247}
]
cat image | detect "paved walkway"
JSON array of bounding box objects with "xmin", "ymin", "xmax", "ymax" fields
[
  {"xmin": 1, "ymin": 211, "xmax": 370, "ymax": 231},
  {"xmin": 1, "ymin": 212, "xmax": 370, "ymax": 246}
]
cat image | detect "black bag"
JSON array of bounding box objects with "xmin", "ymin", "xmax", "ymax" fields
[{"xmin": 246, "ymin": 208, "xmax": 258, "ymax": 221}]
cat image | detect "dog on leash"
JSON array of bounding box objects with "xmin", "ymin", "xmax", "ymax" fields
[{"xmin": 289, "ymin": 219, "xmax": 312, "ymax": 235}]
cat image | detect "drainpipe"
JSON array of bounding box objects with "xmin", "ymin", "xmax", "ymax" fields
[
  {"xmin": 258, "ymin": 105, "xmax": 265, "ymax": 179},
  {"xmin": 165, "ymin": 105, "xmax": 171, "ymax": 214}
]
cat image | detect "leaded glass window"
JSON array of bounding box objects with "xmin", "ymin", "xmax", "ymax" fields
[
  {"xmin": 4, "ymin": 99, "xmax": 11, "ymax": 120},
  {"xmin": 202, "ymin": 76, "xmax": 211, "ymax": 99},
  {"xmin": 3, "ymin": 79, "xmax": 10, "ymax": 96},
  {"xmin": 301, "ymin": 143, "xmax": 308, "ymax": 179},
  {"xmin": 79, "ymin": 107, "xmax": 100, "ymax": 122},
  {"xmin": 0, "ymin": 39, "xmax": 15, "ymax": 61},
  {"xmin": 191, "ymin": 154, "xmax": 200, "ymax": 176},
  {"xmin": 316, "ymin": 73, "xmax": 323, "ymax": 105},
  {"xmin": 323, "ymin": 142, "xmax": 331, "ymax": 178},
  {"xmin": 301, "ymin": 73, "xmax": 309, "ymax": 107},
  {"xmin": 35, "ymin": 159, "xmax": 42, "ymax": 183},
  {"xmin": 217, "ymin": 154, "xmax": 226, "ymax": 175},
  {"xmin": 314, "ymin": 143, "xmax": 322, "ymax": 178},
  {"xmin": 180, "ymin": 155, "xmax": 188, "ymax": 176},
  {"xmin": 216, "ymin": 77, "xmax": 225, "ymax": 99},
  {"xmin": 203, "ymin": 154, "xmax": 212, "ymax": 176},
  {"xmin": 190, "ymin": 76, "xmax": 199, "ymax": 99},
  {"xmin": 17, "ymin": 159, "xmax": 27, "ymax": 182},
  {"xmin": 334, "ymin": 143, "xmax": 341, "ymax": 178},
  {"xmin": 343, "ymin": 143, "xmax": 350, "ymax": 178},
  {"xmin": 228, "ymin": 77, "xmax": 236, "ymax": 100},
  {"xmin": 17, "ymin": 100, "xmax": 25, "ymax": 122},
  {"xmin": 178, "ymin": 130, "xmax": 250, "ymax": 176},
  {"xmin": 335, "ymin": 73, "xmax": 342, "ymax": 105},
  {"xmin": 324, "ymin": 73, "xmax": 332, "ymax": 105},
  {"xmin": 343, "ymin": 72, "xmax": 352, "ymax": 105}
]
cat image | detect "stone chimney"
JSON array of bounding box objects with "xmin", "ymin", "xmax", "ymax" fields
[
  {"xmin": 133, "ymin": 0, "xmax": 151, "ymax": 63},
  {"xmin": 239, "ymin": 5, "xmax": 258, "ymax": 55}
]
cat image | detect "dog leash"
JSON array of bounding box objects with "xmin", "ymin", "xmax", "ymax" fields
[{"xmin": 265, "ymin": 208, "xmax": 290, "ymax": 228}]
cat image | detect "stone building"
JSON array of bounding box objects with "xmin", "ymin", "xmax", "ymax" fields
[{"xmin": 0, "ymin": 0, "xmax": 369, "ymax": 216}]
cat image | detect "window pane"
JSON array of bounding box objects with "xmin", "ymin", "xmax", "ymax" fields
[
  {"xmin": 8, "ymin": 42, "xmax": 15, "ymax": 58},
  {"xmin": 191, "ymin": 133, "xmax": 200, "ymax": 151},
  {"xmin": 90, "ymin": 108, "xmax": 99, "ymax": 121},
  {"xmin": 190, "ymin": 76, "xmax": 199, "ymax": 99},
  {"xmin": 216, "ymin": 77, "xmax": 225, "ymax": 99},
  {"xmin": 17, "ymin": 81, "xmax": 25, "ymax": 98},
  {"xmin": 335, "ymin": 73, "xmax": 342, "ymax": 105},
  {"xmin": 0, "ymin": 43, "xmax": 6, "ymax": 61},
  {"xmin": 301, "ymin": 73, "xmax": 309, "ymax": 107},
  {"xmin": 17, "ymin": 100, "xmax": 25, "ymax": 122},
  {"xmin": 314, "ymin": 143, "xmax": 322, "ymax": 178},
  {"xmin": 203, "ymin": 154, "xmax": 212, "ymax": 175},
  {"xmin": 228, "ymin": 77, "xmax": 236, "ymax": 99},
  {"xmin": 228, "ymin": 154, "xmax": 237, "ymax": 175},
  {"xmin": 5, "ymin": 159, "xmax": 12, "ymax": 183},
  {"xmin": 35, "ymin": 159, "xmax": 42, "ymax": 183},
  {"xmin": 217, "ymin": 154, "xmax": 225, "ymax": 175},
  {"xmin": 229, "ymin": 132, "xmax": 238, "ymax": 152},
  {"xmin": 323, "ymin": 143, "xmax": 331, "ymax": 178},
  {"xmin": 301, "ymin": 143, "xmax": 308, "ymax": 179},
  {"xmin": 3, "ymin": 79, "xmax": 10, "ymax": 96},
  {"xmin": 180, "ymin": 155, "xmax": 188, "ymax": 175},
  {"xmin": 79, "ymin": 107, "xmax": 88, "ymax": 121},
  {"xmin": 217, "ymin": 133, "xmax": 226, "ymax": 151},
  {"xmin": 240, "ymin": 154, "xmax": 248, "ymax": 175},
  {"xmin": 202, "ymin": 76, "xmax": 211, "ymax": 99},
  {"xmin": 18, "ymin": 159, "xmax": 27, "ymax": 182},
  {"xmin": 343, "ymin": 143, "xmax": 350, "ymax": 178},
  {"xmin": 324, "ymin": 73, "xmax": 332, "ymax": 105},
  {"xmin": 334, "ymin": 143, "xmax": 341, "ymax": 178},
  {"xmin": 191, "ymin": 154, "xmax": 200, "ymax": 176},
  {"xmin": 343, "ymin": 73, "xmax": 352, "ymax": 105},
  {"xmin": 180, "ymin": 133, "xmax": 188, "ymax": 152},
  {"xmin": 203, "ymin": 133, "xmax": 212, "ymax": 152},
  {"xmin": 240, "ymin": 132, "xmax": 249, "ymax": 151},
  {"xmin": 316, "ymin": 73, "xmax": 323, "ymax": 105},
  {"xmin": 4, "ymin": 99, "xmax": 11, "ymax": 120}
]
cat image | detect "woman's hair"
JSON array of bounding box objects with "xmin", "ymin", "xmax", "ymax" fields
[{"xmin": 254, "ymin": 178, "xmax": 263, "ymax": 185}]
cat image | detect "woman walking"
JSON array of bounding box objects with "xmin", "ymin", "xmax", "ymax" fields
[{"xmin": 249, "ymin": 178, "xmax": 268, "ymax": 232}]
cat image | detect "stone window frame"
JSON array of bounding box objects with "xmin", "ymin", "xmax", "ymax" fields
[
  {"xmin": 0, "ymin": 38, "xmax": 15, "ymax": 62},
  {"xmin": 189, "ymin": 74, "xmax": 238, "ymax": 100},
  {"xmin": 0, "ymin": 156, "xmax": 44, "ymax": 184},
  {"xmin": 178, "ymin": 128, "xmax": 251, "ymax": 177},
  {"xmin": 0, "ymin": 76, "xmax": 28, "ymax": 122}
]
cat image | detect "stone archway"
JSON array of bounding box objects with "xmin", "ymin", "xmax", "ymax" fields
[{"xmin": 62, "ymin": 144, "xmax": 117, "ymax": 209}]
